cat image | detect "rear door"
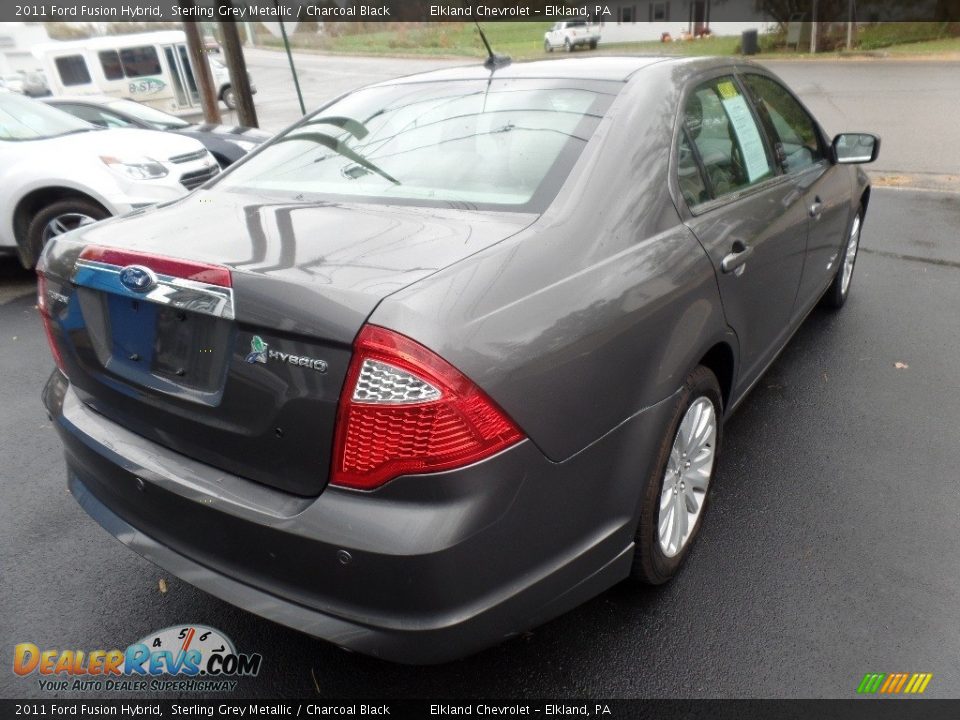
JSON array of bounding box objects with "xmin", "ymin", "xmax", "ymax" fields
[
  {"xmin": 675, "ymin": 74, "xmax": 810, "ymax": 395},
  {"xmin": 740, "ymin": 71, "xmax": 852, "ymax": 316}
]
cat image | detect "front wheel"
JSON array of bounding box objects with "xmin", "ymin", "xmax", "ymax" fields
[
  {"xmin": 564, "ymin": 39, "xmax": 572, "ymax": 52},
  {"xmin": 823, "ymin": 208, "xmax": 863, "ymax": 309},
  {"xmin": 632, "ymin": 365, "xmax": 722, "ymax": 585},
  {"xmin": 25, "ymin": 197, "xmax": 108, "ymax": 266},
  {"xmin": 589, "ymin": 39, "xmax": 598, "ymax": 50},
  {"xmin": 544, "ymin": 39, "xmax": 553, "ymax": 52}
]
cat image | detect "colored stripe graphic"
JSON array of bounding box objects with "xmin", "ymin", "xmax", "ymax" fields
[{"xmin": 858, "ymin": 672, "xmax": 932, "ymax": 694}]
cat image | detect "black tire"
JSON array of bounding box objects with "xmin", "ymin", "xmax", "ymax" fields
[
  {"xmin": 221, "ymin": 86, "xmax": 236, "ymax": 110},
  {"xmin": 589, "ymin": 39, "xmax": 598, "ymax": 50},
  {"xmin": 823, "ymin": 207, "xmax": 863, "ymax": 310},
  {"xmin": 564, "ymin": 39, "xmax": 572, "ymax": 52},
  {"xmin": 25, "ymin": 196, "xmax": 109, "ymax": 266},
  {"xmin": 544, "ymin": 40, "xmax": 553, "ymax": 53},
  {"xmin": 632, "ymin": 365, "xmax": 723, "ymax": 585}
]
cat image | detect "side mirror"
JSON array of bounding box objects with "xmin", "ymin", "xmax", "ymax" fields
[{"xmin": 832, "ymin": 133, "xmax": 880, "ymax": 164}]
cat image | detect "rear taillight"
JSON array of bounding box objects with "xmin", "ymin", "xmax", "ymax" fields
[
  {"xmin": 331, "ymin": 325, "xmax": 524, "ymax": 490},
  {"xmin": 37, "ymin": 272, "xmax": 66, "ymax": 374}
]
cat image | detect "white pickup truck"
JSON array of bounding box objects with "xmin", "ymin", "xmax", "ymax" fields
[{"xmin": 544, "ymin": 21, "xmax": 601, "ymax": 52}]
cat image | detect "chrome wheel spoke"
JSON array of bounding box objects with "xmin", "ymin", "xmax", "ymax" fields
[
  {"xmin": 657, "ymin": 396, "xmax": 717, "ymax": 558},
  {"xmin": 43, "ymin": 213, "xmax": 97, "ymax": 243},
  {"xmin": 841, "ymin": 215, "xmax": 860, "ymax": 296}
]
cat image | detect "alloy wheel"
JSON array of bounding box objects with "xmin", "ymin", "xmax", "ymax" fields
[
  {"xmin": 841, "ymin": 214, "xmax": 861, "ymax": 297},
  {"xmin": 658, "ymin": 397, "xmax": 717, "ymax": 558},
  {"xmin": 42, "ymin": 213, "xmax": 97, "ymax": 244}
]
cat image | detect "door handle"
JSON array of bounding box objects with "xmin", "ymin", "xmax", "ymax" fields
[
  {"xmin": 809, "ymin": 195, "xmax": 823, "ymax": 219},
  {"xmin": 721, "ymin": 241, "xmax": 753, "ymax": 275}
]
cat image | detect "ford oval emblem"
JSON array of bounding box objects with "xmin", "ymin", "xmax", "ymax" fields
[{"xmin": 119, "ymin": 265, "xmax": 158, "ymax": 293}]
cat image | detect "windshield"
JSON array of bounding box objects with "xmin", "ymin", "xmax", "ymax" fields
[
  {"xmin": 217, "ymin": 79, "xmax": 616, "ymax": 211},
  {"xmin": 107, "ymin": 98, "xmax": 190, "ymax": 130},
  {"xmin": 0, "ymin": 93, "xmax": 94, "ymax": 141}
]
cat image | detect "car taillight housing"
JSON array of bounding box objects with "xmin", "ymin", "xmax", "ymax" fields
[
  {"xmin": 36, "ymin": 271, "xmax": 66, "ymax": 375},
  {"xmin": 331, "ymin": 325, "xmax": 524, "ymax": 490}
]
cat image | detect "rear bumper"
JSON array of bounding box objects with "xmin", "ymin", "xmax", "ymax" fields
[{"xmin": 45, "ymin": 371, "xmax": 676, "ymax": 663}]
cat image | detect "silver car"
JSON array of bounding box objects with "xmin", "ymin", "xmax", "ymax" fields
[{"xmin": 39, "ymin": 56, "xmax": 878, "ymax": 663}]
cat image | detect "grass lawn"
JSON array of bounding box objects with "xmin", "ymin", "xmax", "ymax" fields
[
  {"xmin": 880, "ymin": 36, "xmax": 960, "ymax": 55},
  {"xmin": 263, "ymin": 22, "xmax": 960, "ymax": 61}
]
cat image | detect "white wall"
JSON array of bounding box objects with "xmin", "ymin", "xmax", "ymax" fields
[{"xmin": 0, "ymin": 22, "xmax": 50, "ymax": 74}]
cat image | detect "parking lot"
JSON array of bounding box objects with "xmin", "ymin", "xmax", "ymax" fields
[{"xmin": 2, "ymin": 52, "xmax": 959, "ymax": 699}]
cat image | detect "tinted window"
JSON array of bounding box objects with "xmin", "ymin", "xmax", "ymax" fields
[
  {"xmin": 119, "ymin": 47, "xmax": 162, "ymax": 78},
  {"xmin": 683, "ymin": 76, "xmax": 774, "ymax": 199},
  {"xmin": 54, "ymin": 55, "xmax": 91, "ymax": 87},
  {"xmin": 219, "ymin": 79, "xmax": 616, "ymax": 212},
  {"xmin": 742, "ymin": 74, "xmax": 823, "ymax": 174},
  {"xmin": 98, "ymin": 50, "xmax": 124, "ymax": 81},
  {"xmin": 55, "ymin": 103, "xmax": 130, "ymax": 128},
  {"xmin": 106, "ymin": 99, "xmax": 189, "ymax": 129},
  {"xmin": 677, "ymin": 130, "xmax": 709, "ymax": 207}
]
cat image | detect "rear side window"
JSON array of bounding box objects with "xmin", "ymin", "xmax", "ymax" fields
[
  {"xmin": 677, "ymin": 131, "xmax": 709, "ymax": 207},
  {"xmin": 742, "ymin": 74, "xmax": 823, "ymax": 174},
  {"xmin": 98, "ymin": 50, "xmax": 124, "ymax": 81},
  {"xmin": 683, "ymin": 76, "xmax": 774, "ymax": 199},
  {"xmin": 54, "ymin": 56, "xmax": 91, "ymax": 87},
  {"xmin": 119, "ymin": 47, "xmax": 162, "ymax": 78}
]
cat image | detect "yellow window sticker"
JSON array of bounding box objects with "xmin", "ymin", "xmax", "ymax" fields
[{"xmin": 717, "ymin": 81, "xmax": 739, "ymax": 100}]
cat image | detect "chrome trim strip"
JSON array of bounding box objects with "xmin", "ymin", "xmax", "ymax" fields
[{"xmin": 72, "ymin": 258, "xmax": 235, "ymax": 321}]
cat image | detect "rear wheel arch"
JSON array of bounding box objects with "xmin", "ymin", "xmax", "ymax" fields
[
  {"xmin": 14, "ymin": 188, "xmax": 110, "ymax": 267},
  {"xmin": 697, "ymin": 342, "xmax": 735, "ymax": 413}
]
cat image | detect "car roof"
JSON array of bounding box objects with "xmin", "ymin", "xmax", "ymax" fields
[{"xmin": 372, "ymin": 56, "xmax": 743, "ymax": 87}]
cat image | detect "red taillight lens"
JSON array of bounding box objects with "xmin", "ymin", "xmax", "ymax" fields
[
  {"xmin": 37, "ymin": 272, "xmax": 66, "ymax": 374},
  {"xmin": 331, "ymin": 325, "xmax": 524, "ymax": 490}
]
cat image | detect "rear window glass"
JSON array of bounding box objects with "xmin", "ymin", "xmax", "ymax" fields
[
  {"xmin": 54, "ymin": 55, "xmax": 91, "ymax": 86},
  {"xmin": 218, "ymin": 79, "xmax": 616, "ymax": 212}
]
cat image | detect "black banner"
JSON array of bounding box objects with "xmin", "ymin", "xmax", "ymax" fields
[
  {"xmin": 4, "ymin": 699, "xmax": 960, "ymax": 719},
  {"xmin": 4, "ymin": 0, "xmax": 960, "ymax": 23}
]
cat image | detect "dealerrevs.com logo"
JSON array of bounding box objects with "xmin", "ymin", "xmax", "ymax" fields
[{"xmin": 13, "ymin": 625, "xmax": 262, "ymax": 693}]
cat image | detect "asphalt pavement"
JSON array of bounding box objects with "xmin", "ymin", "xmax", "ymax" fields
[{"xmin": 2, "ymin": 53, "xmax": 960, "ymax": 700}]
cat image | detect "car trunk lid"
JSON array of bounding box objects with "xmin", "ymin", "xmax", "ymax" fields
[{"xmin": 43, "ymin": 190, "xmax": 535, "ymax": 496}]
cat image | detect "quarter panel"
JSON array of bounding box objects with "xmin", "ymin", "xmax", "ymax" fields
[{"xmin": 371, "ymin": 65, "xmax": 729, "ymax": 462}]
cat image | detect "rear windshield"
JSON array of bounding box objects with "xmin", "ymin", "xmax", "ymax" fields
[{"xmin": 217, "ymin": 79, "xmax": 617, "ymax": 212}]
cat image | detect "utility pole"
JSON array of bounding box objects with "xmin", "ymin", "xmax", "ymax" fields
[
  {"xmin": 276, "ymin": 15, "xmax": 306, "ymax": 117},
  {"xmin": 810, "ymin": 0, "xmax": 819, "ymax": 53},
  {"xmin": 180, "ymin": 13, "xmax": 221, "ymax": 125},
  {"xmin": 217, "ymin": 8, "xmax": 259, "ymax": 128},
  {"xmin": 846, "ymin": 0, "xmax": 855, "ymax": 51}
]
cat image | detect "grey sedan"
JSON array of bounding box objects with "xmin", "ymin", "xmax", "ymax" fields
[{"xmin": 38, "ymin": 56, "xmax": 878, "ymax": 663}]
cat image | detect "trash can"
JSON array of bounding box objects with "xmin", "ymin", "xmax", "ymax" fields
[{"xmin": 741, "ymin": 29, "xmax": 759, "ymax": 55}]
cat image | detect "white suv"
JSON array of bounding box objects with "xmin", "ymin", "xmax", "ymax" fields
[{"xmin": 0, "ymin": 93, "xmax": 219, "ymax": 267}]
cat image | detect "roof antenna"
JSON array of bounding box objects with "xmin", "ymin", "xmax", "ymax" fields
[{"xmin": 475, "ymin": 22, "xmax": 511, "ymax": 70}]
